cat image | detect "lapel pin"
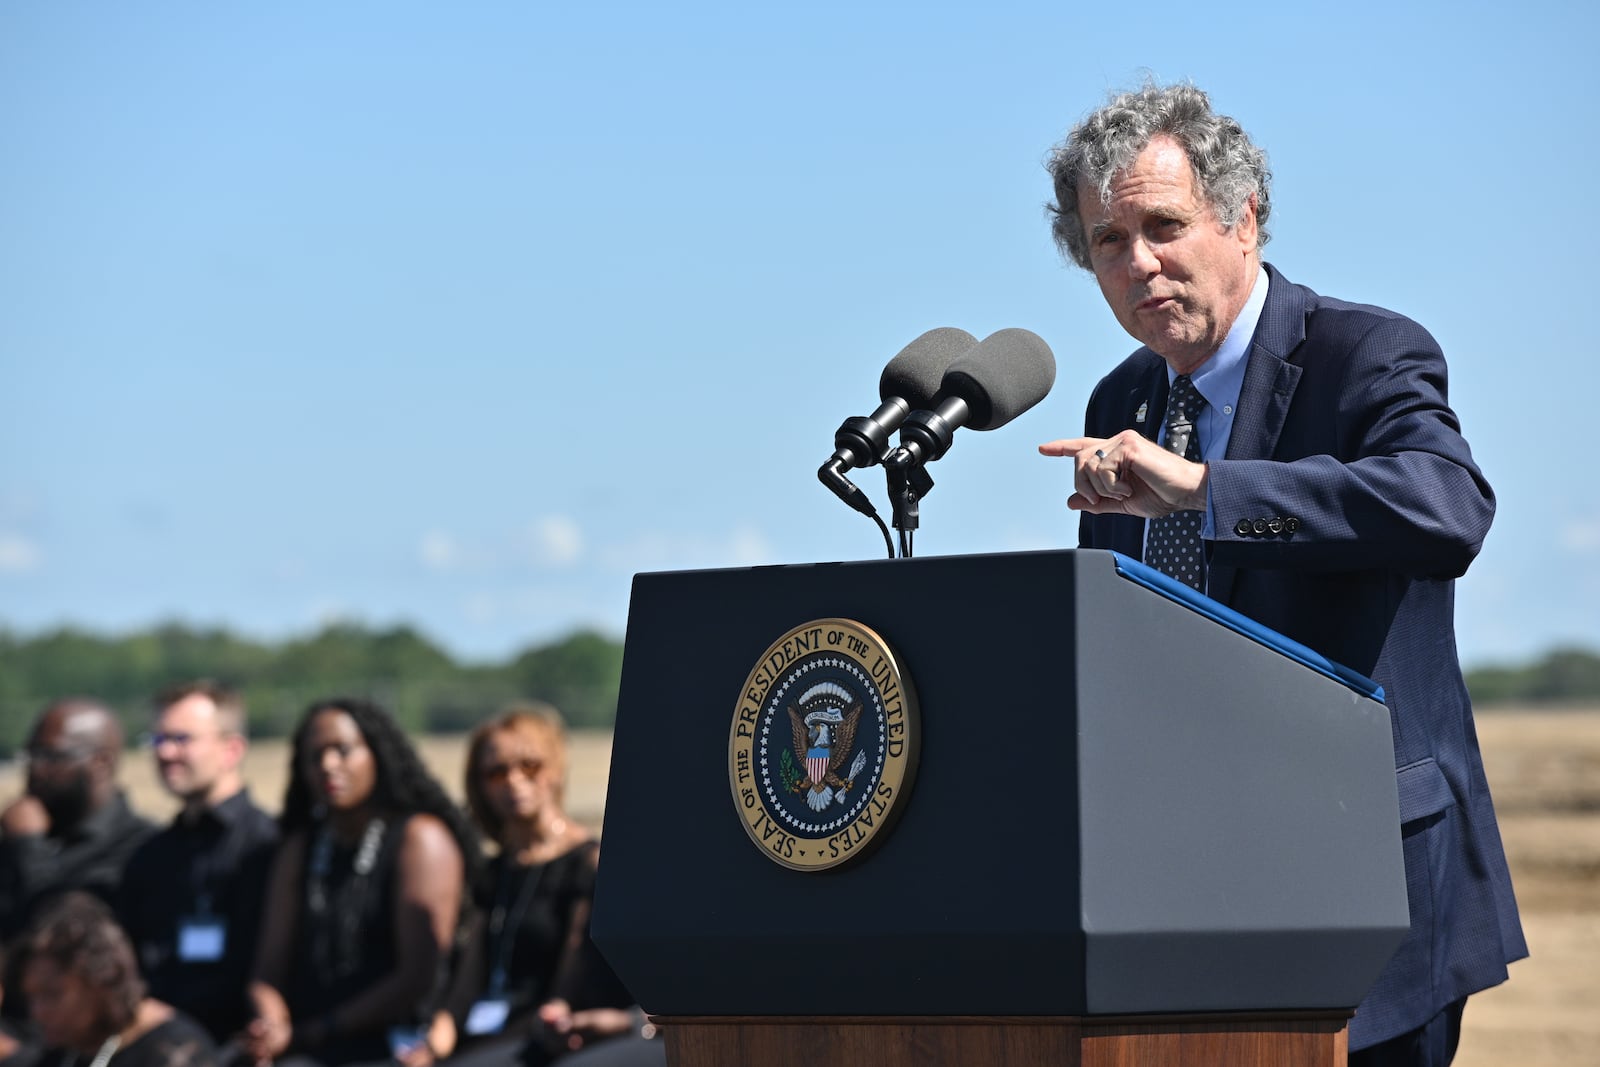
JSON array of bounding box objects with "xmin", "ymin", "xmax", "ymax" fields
[{"xmin": 1135, "ymin": 401, "xmax": 1148, "ymax": 424}]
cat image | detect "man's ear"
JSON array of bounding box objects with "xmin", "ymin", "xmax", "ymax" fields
[{"xmin": 1235, "ymin": 193, "xmax": 1259, "ymax": 249}]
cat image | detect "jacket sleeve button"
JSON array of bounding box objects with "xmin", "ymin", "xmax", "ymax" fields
[
  {"xmin": 1252, "ymin": 519, "xmax": 1269, "ymax": 534},
  {"xmin": 1235, "ymin": 519, "xmax": 1253, "ymax": 536},
  {"xmin": 1284, "ymin": 516, "xmax": 1300, "ymax": 533}
]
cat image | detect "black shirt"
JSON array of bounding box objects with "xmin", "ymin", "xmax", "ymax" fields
[
  {"xmin": 115, "ymin": 790, "xmax": 279, "ymax": 1043},
  {"xmin": 451, "ymin": 841, "xmax": 633, "ymax": 1043},
  {"xmin": 0, "ymin": 791, "xmax": 155, "ymax": 941},
  {"xmin": 0, "ymin": 1019, "xmax": 43, "ymax": 1067},
  {"xmin": 57, "ymin": 1012, "xmax": 219, "ymax": 1067}
]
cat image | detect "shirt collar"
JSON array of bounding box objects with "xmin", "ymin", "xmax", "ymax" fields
[
  {"xmin": 1173, "ymin": 264, "xmax": 1268, "ymax": 412},
  {"xmin": 175, "ymin": 786, "xmax": 253, "ymax": 830}
]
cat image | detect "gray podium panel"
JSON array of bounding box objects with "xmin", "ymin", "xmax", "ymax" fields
[{"xmin": 1073, "ymin": 556, "xmax": 1407, "ymax": 1012}]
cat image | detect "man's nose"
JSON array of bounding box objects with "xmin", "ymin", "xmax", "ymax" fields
[{"xmin": 1127, "ymin": 235, "xmax": 1160, "ymax": 277}]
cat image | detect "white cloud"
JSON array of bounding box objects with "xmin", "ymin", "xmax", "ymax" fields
[
  {"xmin": 598, "ymin": 524, "xmax": 776, "ymax": 572},
  {"xmin": 419, "ymin": 530, "xmax": 461, "ymax": 571},
  {"xmin": 727, "ymin": 525, "xmax": 776, "ymax": 565},
  {"xmin": 458, "ymin": 583, "xmax": 626, "ymax": 635},
  {"xmin": 0, "ymin": 533, "xmax": 41, "ymax": 574},
  {"xmin": 1559, "ymin": 518, "xmax": 1600, "ymax": 554},
  {"xmin": 423, "ymin": 519, "xmax": 770, "ymax": 581},
  {"xmin": 527, "ymin": 516, "xmax": 583, "ymax": 567}
]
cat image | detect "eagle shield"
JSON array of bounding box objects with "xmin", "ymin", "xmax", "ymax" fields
[{"xmin": 787, "ymin": 682, "xmax": 863, "ymax": 812}]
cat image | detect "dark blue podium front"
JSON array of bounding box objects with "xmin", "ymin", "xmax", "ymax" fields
[{"xmin": 592, "ymin": 548, "xmax": 1407, "ymax": 1018}]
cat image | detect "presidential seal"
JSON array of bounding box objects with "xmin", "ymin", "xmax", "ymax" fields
[{"xmin": 728, "ymin": 618, "xmax": 919, "ymax": 871}]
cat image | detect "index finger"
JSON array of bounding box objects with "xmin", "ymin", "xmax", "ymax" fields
[{"xmin": 1038, "ymin": 438, "xmax": 1096, "ymax": 458}]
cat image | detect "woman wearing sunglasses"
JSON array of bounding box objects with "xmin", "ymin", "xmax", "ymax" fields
[{"xmin": 433, "ymin": 705, "xmax": 661, "ymax": 1067}]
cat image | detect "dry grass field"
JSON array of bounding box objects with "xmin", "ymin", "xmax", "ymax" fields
[
  {"xmin": 3, "ymin": 707, "xmax": 1595, "ymax": 1065},
  {"xmin": 1450, "ymin": 709, "xmax": 1600, "ymax": 1067}
]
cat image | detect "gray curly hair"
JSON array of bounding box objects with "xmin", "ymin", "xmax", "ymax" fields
[{"xmin": 1046, "ymin": 81, "xmax": 1272, "ymax": 271}]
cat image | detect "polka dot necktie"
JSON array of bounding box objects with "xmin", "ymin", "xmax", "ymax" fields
[{"xmin": 1146, "ymin": 374, "xmax": 1207, "ymax": 591}]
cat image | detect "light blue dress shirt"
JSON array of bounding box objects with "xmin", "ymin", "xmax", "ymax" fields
[{"xmin": 1151, "ymin": 265, "xmax": 1269, "ymax": 544}]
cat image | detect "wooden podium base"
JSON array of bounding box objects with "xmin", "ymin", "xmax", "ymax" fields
[{"xmin": 657, "ymin": 1012, "xmax": 1350, "ymax": 1067}]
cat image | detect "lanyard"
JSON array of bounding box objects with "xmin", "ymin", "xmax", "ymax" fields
[
  {"xmin": 81, "ymin": 1034, "xmax": 121, "ymax": 1067},
  {"xmin": 485, "ymin": 860, "xmax": 547, "ymax": 996}
]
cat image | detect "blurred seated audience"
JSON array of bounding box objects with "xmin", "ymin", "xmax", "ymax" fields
[
  {"xmin": 117, "ymin": 681, "xmax": 279, "ymax": 1046},
  {"xmin": 426, "ymin": 705, "xmax": 663, "ymax": 1067},
  {"xmin": 244, "ymin": 698, "xmax": 480, "ymax": 1067},
  {"xmin": 16, "ymin": 892, "xmax": 217, "ymax": 1067}
]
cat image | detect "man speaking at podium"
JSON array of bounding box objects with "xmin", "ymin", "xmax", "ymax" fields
[{"xmin": 1038, "ymin": 83, "xmax": 1526, "ymax": 1066}]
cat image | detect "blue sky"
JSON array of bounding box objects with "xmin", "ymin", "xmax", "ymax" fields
[{"xmin": 2, "ymin": 2, "xmax": 1595, "ymax": 669}]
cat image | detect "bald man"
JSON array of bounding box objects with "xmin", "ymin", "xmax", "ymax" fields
[{"xmin": 0, "ymin": 699, "xmax": 155, "ymax": 942}]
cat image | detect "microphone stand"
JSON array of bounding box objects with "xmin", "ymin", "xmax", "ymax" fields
[
  {"xmin": 884, "ymin": 397, "xmax": 965, "ymax": 558},
  {"xmin": 883, "ymin": 447, "xmax": 934, "ymax": 559}
]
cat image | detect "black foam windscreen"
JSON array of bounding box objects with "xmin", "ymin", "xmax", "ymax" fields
[
  {"xmin": 938, "ymin": 328, "xmax": 1057, "ymax": 431},
  {"xmin": 879, "ymin": 327, "xmax": 977, "ymax": 408}
]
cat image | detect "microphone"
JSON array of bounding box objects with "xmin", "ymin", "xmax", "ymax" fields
[
  {"xmin": 819, "ymin": 328, "xmax": 976, "ymax": 516},
  {"xmin": 896, "ymin": 328, "xmax": 1057, "ymax": 465},
  {"xmin": 825, "ymin": 327, "xmax": 977, "ymax": 471}
]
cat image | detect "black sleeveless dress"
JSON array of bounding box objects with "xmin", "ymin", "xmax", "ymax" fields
[
  {"xmin": 286, "ymin": 816, "xmax": 439, "ymax": 1066},
  {"xmin": 448, "ymin": 841, "xmax": 641, "ymax": 1066}
]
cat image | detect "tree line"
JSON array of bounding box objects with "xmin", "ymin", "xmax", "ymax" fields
[
  {"xmin": 2, "ymin": 624, "xmax": 1597, "ymax": 757},
  {"xmin": 1460, "ymin": 646, "xmax": 1600, "ymax": 706},
  {"xmin": 0, "ymin": 622, "xmax": 623, "ymax": 756}
]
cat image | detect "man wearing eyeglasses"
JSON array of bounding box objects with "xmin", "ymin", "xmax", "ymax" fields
[
  {"xmin": 0, "ymin": 698, "xmax": 155, "ymax": 943},
  {"xmin": 115, "ymin": 680, "xmax": 279, "ymax": 1046}
]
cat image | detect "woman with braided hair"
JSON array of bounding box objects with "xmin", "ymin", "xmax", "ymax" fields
[{"xmin": 244, "ymin": 698, "xmax": 481, "ymax": 1067}]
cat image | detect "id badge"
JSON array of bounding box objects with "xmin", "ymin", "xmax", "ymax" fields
[
  {"xmin": 388, "ymin": 1026, "xmax": 426, "ymax": 1057},
  {"xmin": 177, "ymin": 918, "xmax": 227, "ymax": 962},
  {"xmin": 464, "ymin": 998, "xmax": 510, "ymax": 1036}
]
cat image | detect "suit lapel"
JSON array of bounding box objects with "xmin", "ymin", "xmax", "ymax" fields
[
  {"xmin": 1097, "ymin": 357, "xmax": 1167, "ymax": 560},
  {"xmin": 1135, "ymin": 359, "xmax": 1168, "ymax": 444},
  {"xmin": 1208, "ymin": 265, "xmax": 1308, "ymax": 604},
  {"xmin": 1224, "ymin": 265, "xmax": 1308, "ymax": 461}
]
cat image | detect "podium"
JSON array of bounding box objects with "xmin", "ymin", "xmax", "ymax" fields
[{"xmin": 592, "ymin": 549, "xmax": 1408, "ymax": 1065}]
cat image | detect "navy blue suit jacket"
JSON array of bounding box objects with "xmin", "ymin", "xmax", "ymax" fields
[{"xmin": 1077, "ymin": 265, "xmax": 1526, "ymax": 1049}]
